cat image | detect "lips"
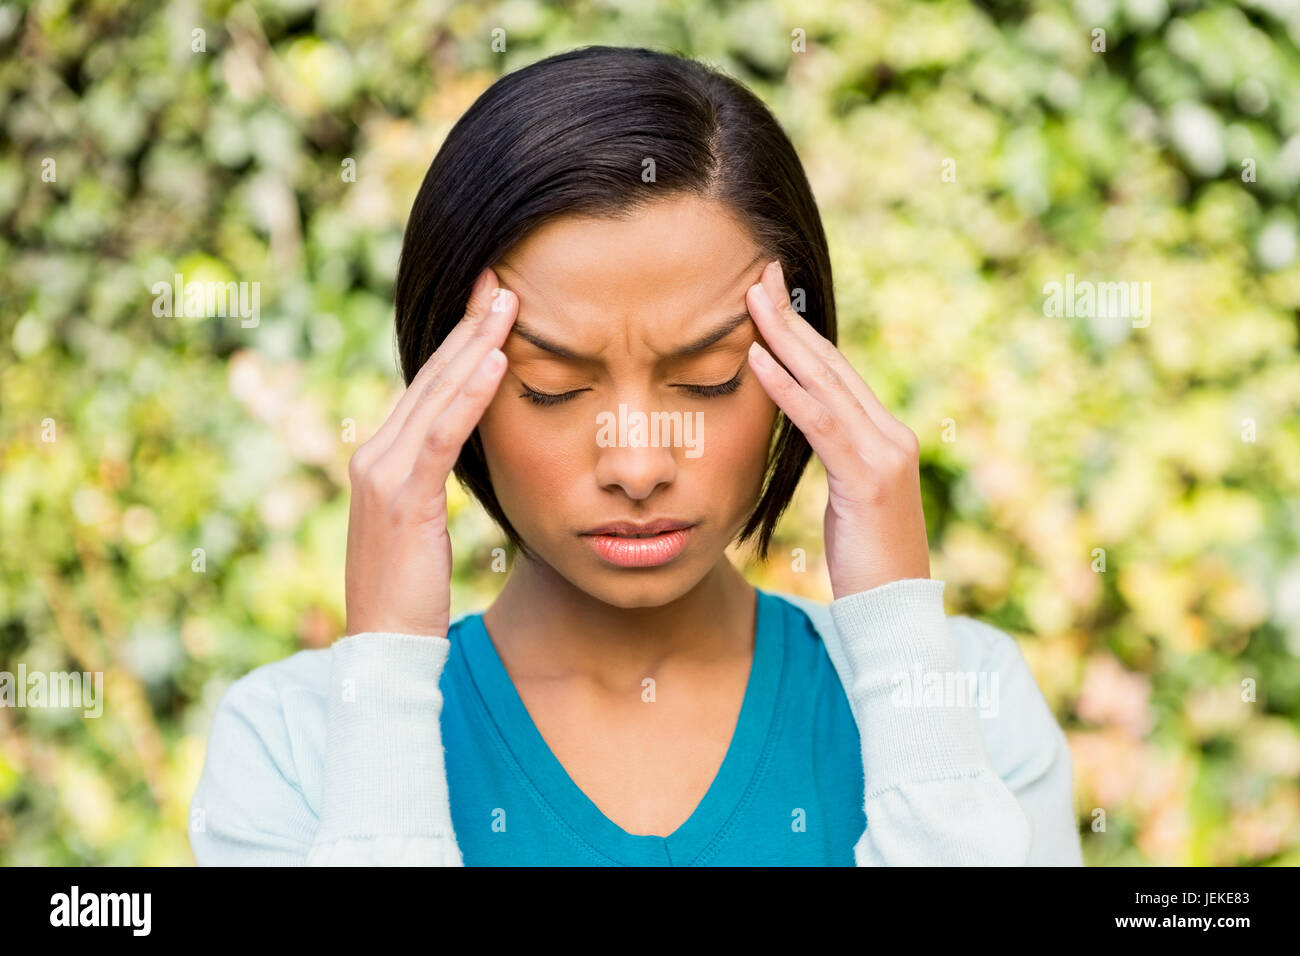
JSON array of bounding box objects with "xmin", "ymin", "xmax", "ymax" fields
[
  {"xmin": 581, "ymin": 519, "xmax": 696, "ymax": 537},
  {"xmin": 582, "ymin": 524, "xmax": 695, "ymax": 567}
]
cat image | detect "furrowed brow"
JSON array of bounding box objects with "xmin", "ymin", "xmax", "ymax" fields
[{"xmin": 511, "ymin": 311, "xmax": 752, "ymax": 361}]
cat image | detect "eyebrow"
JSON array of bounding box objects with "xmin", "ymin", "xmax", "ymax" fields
[{"xmin": 510, "ymin": 310, "xmax": 753, "ymax": 361}]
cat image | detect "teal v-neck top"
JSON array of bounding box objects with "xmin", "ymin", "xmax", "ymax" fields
[{"xmin": 438, "ymin": 589, "xmax": 865, "ymax": 865}]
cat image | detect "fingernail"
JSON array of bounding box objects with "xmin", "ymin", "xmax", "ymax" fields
[
  {"xmin": 751, "ymin": 282, "xmax": 772, "ymax": 310},
  {"xmin": 749, "ymin": 341, "xmax": 773, "ymax": 368},
  {"xmin": 491, "ymin": 287, "xmax": 512, "ymax": 313}
]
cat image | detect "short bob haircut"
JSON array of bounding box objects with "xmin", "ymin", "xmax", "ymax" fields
[{"xmin": 394, "ymin": 44, "xmax": 836, "ymax": 563}]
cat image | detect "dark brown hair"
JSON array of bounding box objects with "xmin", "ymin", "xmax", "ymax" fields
[{"xmin": 394, "ymin": 44, "xmax": 836, "ymax": 562}]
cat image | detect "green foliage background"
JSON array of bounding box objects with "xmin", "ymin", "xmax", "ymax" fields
[{"xmin": 2, "ymin": 0, "xmax": 1299, "ymax": 865}]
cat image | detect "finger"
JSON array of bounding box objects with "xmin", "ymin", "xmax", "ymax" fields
[
  {"xmin": 759, "ymin": 260, "xmax": 916, "ymax": 450},
  {"xmin": 747, "ymin": 341, "xmax": 867, "ymax": 483},
  {"xmin": 382, "ymin": 283, "xmax": 517, "ymax": 473},
  {"xmin": 405, "ymin": 347, "xmax": 509, "ymax": 493},
  {"xmin": 370, "ymin": 266, "xmax": 504, "ymax": 456},
  {"xmin": 747, "ymin": 266, "xmax": 890, "ymax": 452}
]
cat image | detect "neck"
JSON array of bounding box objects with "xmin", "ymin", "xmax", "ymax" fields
[{"xmin": 481, "ymin": 552, "xmax": 757, "ymax": 692}]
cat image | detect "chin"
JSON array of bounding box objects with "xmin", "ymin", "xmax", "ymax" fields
[{"xmin": 581, "ymin": 574, "xmax": 700, "ymax": 610}]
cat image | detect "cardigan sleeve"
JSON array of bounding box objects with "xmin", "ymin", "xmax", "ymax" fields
[
  {"xmin": 189, "ymin": 632, "xmax": 464, "ymax": 866},
  {"xmin": 828, "ymin": 578, "xmax": 1082, "ymax": 866},
  {"xmin": 190, "ymin": 584, "xmax": 1081, "ymax": 867}
]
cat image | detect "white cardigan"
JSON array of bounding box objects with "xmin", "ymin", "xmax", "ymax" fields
[{"xmin": 189, "ymin": 578, "xmax": 1083, "ymax": 866}]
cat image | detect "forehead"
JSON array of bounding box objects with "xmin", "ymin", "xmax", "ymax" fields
[{"xmin": 495, "ymin": 196, "xmax": 764, "ymax": 355}]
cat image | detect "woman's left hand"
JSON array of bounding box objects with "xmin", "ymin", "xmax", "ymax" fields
[{"xmin": 745, "ymin": 260, "xmax": 931, "ymax": 601}]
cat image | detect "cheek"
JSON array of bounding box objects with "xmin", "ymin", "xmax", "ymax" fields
[
  {"xmin": 696, "ymin": 390, "xmax": 779, "ymax": 500},
  {"xmin": 478, "ymin": 397, "xmax": 583, "ymax": 520}
]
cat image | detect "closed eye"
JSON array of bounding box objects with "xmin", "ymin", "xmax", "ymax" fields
[
  {"xmin": 519, "ymin": 368, "xmax": 744, "ymax": 407},
  {"xmin": 518, "ymin": 385, "xmax": 586, "ymax": 407},
  {"xmin": 680, "ymin": 368, "xmax": 744, "ymax": 398}
]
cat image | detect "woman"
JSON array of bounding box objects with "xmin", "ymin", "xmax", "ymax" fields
[{"xmin": 190, "ymin": 45, "xmax": 1082, "ymax": 866}]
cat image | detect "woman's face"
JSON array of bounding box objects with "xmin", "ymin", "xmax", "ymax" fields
[{"xmin": 477, "ymin": 194, "xmax": 780, "ymax": 608}]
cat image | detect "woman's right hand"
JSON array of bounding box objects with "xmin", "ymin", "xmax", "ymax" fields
[{"xmin": 343, "ymin": 267, "xmax": 516, "ymax": 639}]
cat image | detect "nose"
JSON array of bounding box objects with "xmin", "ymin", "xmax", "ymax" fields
[{"xmin": 592, "ymin": 411, "xmax": 680, "ymax": 500}]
